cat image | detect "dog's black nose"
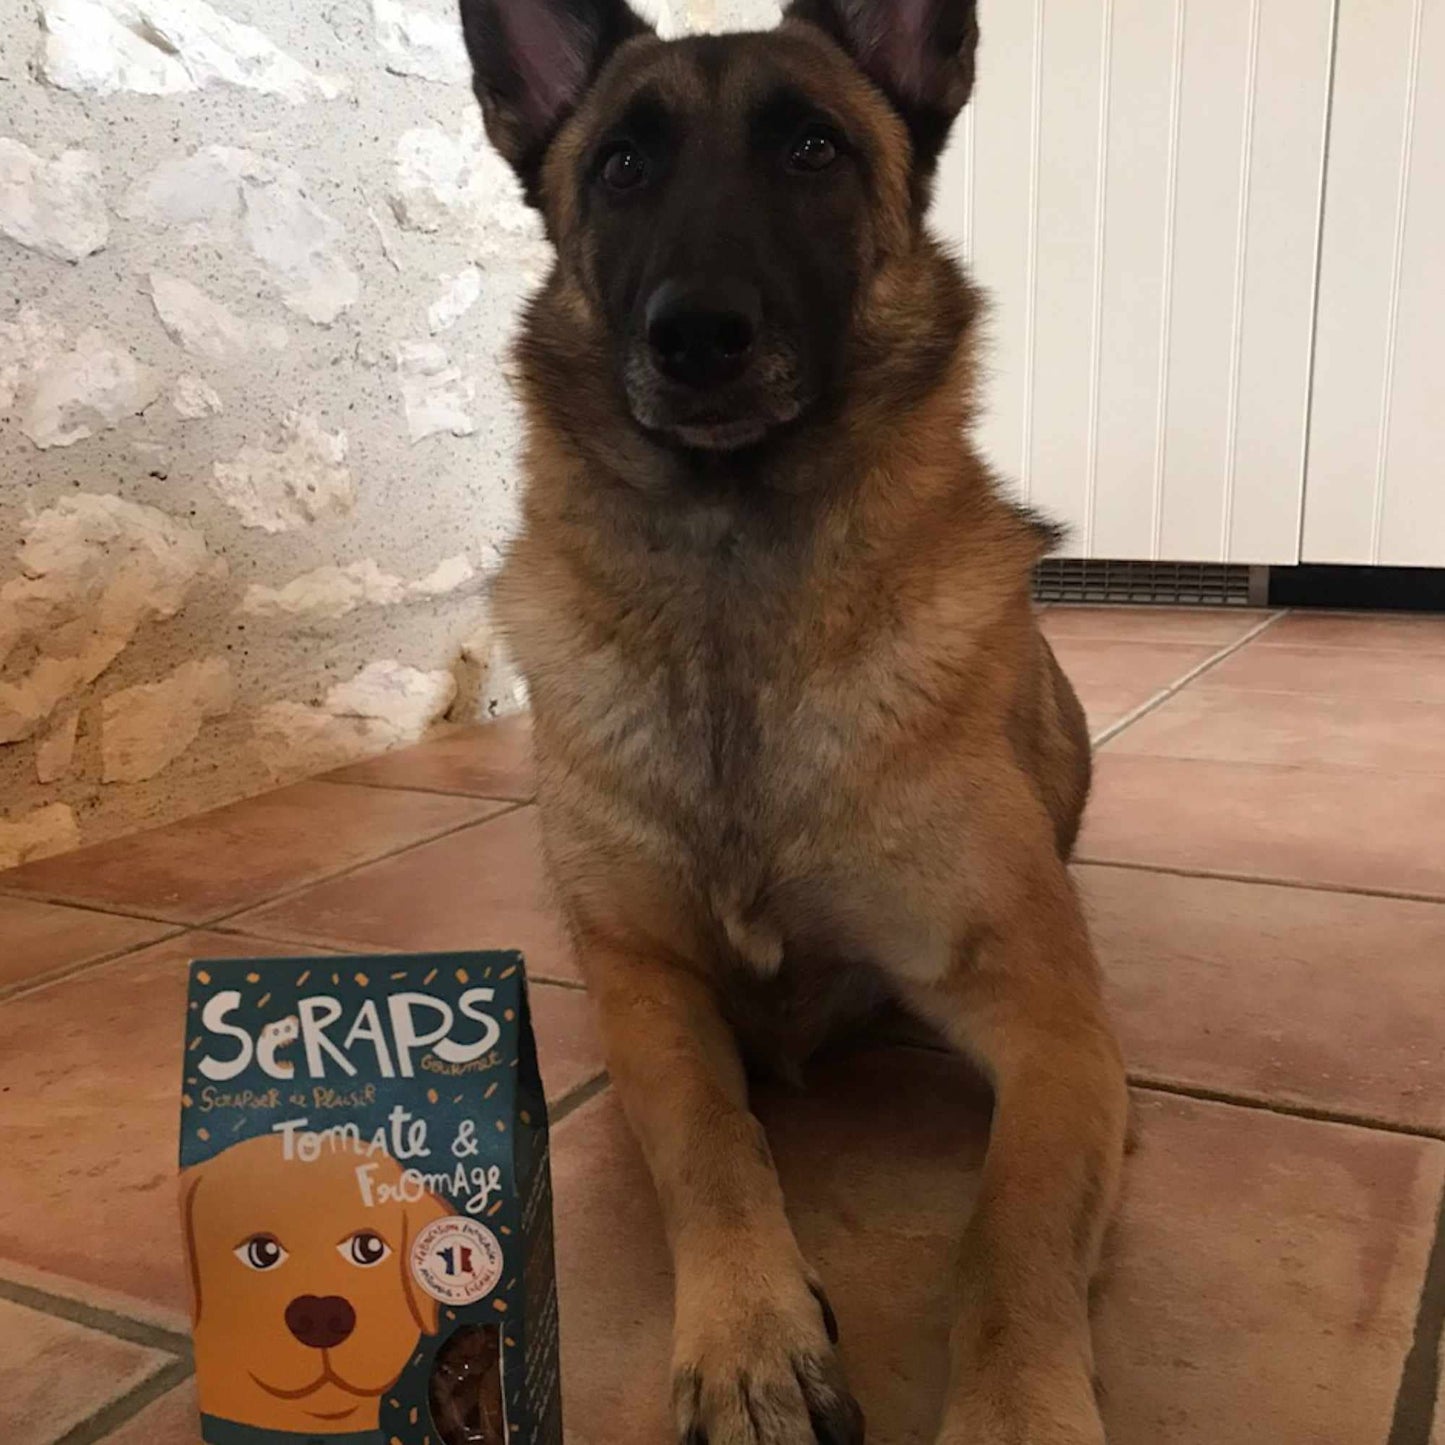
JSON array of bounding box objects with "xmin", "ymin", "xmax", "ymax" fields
[
  {"xmin": 646, "ymin": 278, "xmax": 760, "ymax": 390},
  {"xmin": 285, "ymin": 1294, "xmax": 356, "ymax": 1350}
]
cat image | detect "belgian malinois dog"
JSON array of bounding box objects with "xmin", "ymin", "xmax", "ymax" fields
[{"xmin": 460, "ymin": 1, "xmax": 1128, "ymax": 1440}]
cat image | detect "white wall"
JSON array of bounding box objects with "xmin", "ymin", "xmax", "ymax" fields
[{"xmin": 0, "ymin": 0, "xmax": 585, "ymax": 868}]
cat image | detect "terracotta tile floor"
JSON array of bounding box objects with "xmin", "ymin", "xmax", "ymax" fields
[{"xmin": 2, "ymin": 608, "xmax": 1444, "ymax": 1445}]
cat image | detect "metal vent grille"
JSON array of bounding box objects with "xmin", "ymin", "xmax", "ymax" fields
[{"xmin": 1034, "ymin": 560, "xmax": 1254, "ymax": 607}]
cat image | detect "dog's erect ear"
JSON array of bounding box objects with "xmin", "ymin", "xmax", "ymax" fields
[
  {"xmin": 459, "ymin": 0, "xmax": 653, "ymax": 193},
  {"xmin": 786, "ymin": 0, "xmax": 978, "ymax": 170}
]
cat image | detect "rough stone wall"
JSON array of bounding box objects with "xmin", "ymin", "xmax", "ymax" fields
[{"xmin": 1, "ymin": 0, "xmax": 774, "ymax": 868}]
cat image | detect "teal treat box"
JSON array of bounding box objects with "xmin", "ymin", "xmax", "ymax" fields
[{"xmin": 179, "ymin": 952, "xmax": 560, "ymax": 1445}]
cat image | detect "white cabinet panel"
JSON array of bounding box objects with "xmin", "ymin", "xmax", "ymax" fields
[
  {"xmin": 1157, "ymin": 0, "xmax": 1257, "ymax": 561},
  {"xmin": 1028, "ymin": 0, "xmax": 1109, "ymax": 537},
  {"xmin": 1230, "ymin": 0, "xmax": 1344, "ymax": 559},
  {"xmin": 1303, "ymin": 0, "xmax": 1445, "ymax": 565},
  {"xmin": 1091, "ymin": 0, "xmax": 1181, "ymax": 560},
  {"xmin": 935, "ymin": 0, "xmax": 1334, "ymax": 563}
]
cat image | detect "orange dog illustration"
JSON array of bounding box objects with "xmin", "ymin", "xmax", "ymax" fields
[{"xmin": 180, "ymin": 1133, "xmax": 452, "ymax": 1437}]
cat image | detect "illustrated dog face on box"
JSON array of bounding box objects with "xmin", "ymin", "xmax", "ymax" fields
[{"xmin": 182, "ymin": 1134, "xmax": 451, "ymax": 1436}]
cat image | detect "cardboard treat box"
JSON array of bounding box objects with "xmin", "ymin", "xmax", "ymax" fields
[{"xmin": 179, "ymin": 952, "xmax": 560, "ymax": 1445}]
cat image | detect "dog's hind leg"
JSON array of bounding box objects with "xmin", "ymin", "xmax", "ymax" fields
[
  {"xmin": 903, "ymin": 857, "xmax": 1128, "ymax": 1445},
  {"xmin": 579, "ymin": 934, "xmax": 864, "ymax": 1445}
]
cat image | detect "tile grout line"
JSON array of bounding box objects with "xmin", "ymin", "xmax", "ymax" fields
[
  {"xmin": 54, "ymin": 1357, "xmax": 194, "ymax": 1445},
  {"xmin": 1388, "ymin": 1173, "xmax": 1445, "ymax": 1445},
  {"xmin": 1137, "ymin": 679, "xmax": 1445, "ymax": 705},
  {"xmin": 0, "ymin": 926, "xmax": 190, "ymax": 1006},
  {"xmin": 0, "ymin": 804, "xmax": 532, "ymax": 1007},
  {"xmin": 1129, "ymin": 1077, "xmax": 1445, "ymax": 1144},
  {"xmin": 0, "ymin": 1275, "xmax": 192, "ymax": 1354},
  {"xmin": 311, "ymin": 776, "xmax": 536, "ymax": 804},
  {"xmin": 0, "ymin": 778, "xmax": 526, "ymax": 910},
  {"xmin": 1075, "ymin": 856, "xmax": 1445, "ymax": 910},
  {"xmin": 0, "ymin": 932, "xmax": 352, "ymax": 1009},
  {"xmin": 531, "ymin": 974, "xmax": 587, "ymax": 994},
  {"xmin": 1091, "ymin": 751, "xmax": 1445, "ymax": 786},
  {"xmin": 0, "ymin": 891, "xmax": 180, "ymax": 927},
  {"xmin": 550, "ymin": 1071, "xmax": 612, "ymax": 1127},
  {"xmin": 1243, "ymin": 642, "xmax": 1445, "ymax": 656},
  {"xmin": 0, "ymin": 889, "xmax": 181, "ymax": 928},
  {"xmin": 181, "ymin": 801, "xmax": 529, "ymax": 934},
  {"xmin": 1088, "ymin": 609, "xmax": 1290, "ymax": 749},
  {"xmin": 0, "ymin": 797, "xmax": 525, "ymax": 928}
]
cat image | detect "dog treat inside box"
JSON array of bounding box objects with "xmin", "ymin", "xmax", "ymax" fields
[{"xmin": 179, "ymin": 951, "xmax": 560, "ymax": 1445}]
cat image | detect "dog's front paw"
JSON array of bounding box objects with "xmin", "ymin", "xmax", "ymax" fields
[{"xmin": 672, "ymin": 1274, "xmax": 863, "ymax": 1445}]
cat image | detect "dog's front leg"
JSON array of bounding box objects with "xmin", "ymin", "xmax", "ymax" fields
[
  {"xmin": 581, "ymin": 934, "xmax": 864, "ymax": 1445},
  {"xmin": 906, "ymin": 863, "xmax": 1128, "ymax": 1445}
]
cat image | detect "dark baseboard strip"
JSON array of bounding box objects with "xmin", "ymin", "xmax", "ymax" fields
[{"xmin": 1268, "ymin": 563, "xmax": 1445, "ymax": 612}]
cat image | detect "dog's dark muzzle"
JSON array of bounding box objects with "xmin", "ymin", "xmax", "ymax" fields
[
  {"xmin": 626, "ymin": 275, "xmax": 806, "ymax": 451},
  {"xmin": 645, "ymin": 277, "xmax": 762, "ymax": 392}
]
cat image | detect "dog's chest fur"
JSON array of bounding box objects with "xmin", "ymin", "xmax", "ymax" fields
[
  {"xmin": 499, "ymin": 488, "xmax": 995, "ymax": 1066},
  {"xmin": 548, "ymin": 511, "xmax": 877, "ymax": 872},
  {"xmin": 548, "ymin": 579, "xmax": 910, "ymax": 1070}
]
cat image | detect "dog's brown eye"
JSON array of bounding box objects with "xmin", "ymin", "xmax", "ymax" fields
[
  {"xmin": 600, "ymin": 143, "xmax": 648, "ymax": 192},
  {"xmin": 235, "ymin": 1233, "xmax": 287, "ymax": 1271},
  {"xmin": 788, "ymin": 127, "xmax": 839, "ymax": 173},
  {"xmin": 339, "ymin": 1230, "xmax": 391, "ymax": 1267}
]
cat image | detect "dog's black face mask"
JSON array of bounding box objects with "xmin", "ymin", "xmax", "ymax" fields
[
  {"xmin": 460, "ymin": 0, "xmax": 978, "ymax": 455},
  {"xmin": 578, "ymin": 40, "xmax": 870, "ymax": 453}
]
